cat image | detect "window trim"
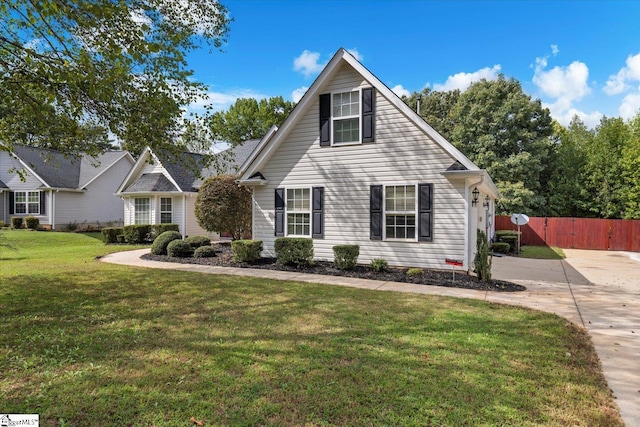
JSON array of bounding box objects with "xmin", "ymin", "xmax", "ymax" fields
[
  {"xmin": 134, "ymin": 197, "xmax": 150, "ymax": 225},
  {"xmin": 159, "ymin": 196, "xmax": 173, "ymax": 224},
  {"xmin": 14, "ymin": 190, "xmax": 40, "ymax": 215},
  {"xmin": 331, "ymin": 88, "xmax": 362, "ymax": 146},
  {"xmin": 284, "ymin": 187, "xmax": 312, "ymax": 237},
  {"xmin": 383, "ymin": 184, "xmax": 418, "ymax": 242}
]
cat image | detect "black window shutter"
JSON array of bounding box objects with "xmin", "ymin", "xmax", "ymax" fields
[
  {"xmin": 418, "ymin": 183, "xmax": 433, "ymax": 242},
  {"xmin": 362, "ymin": 87, "xmax": 375, "ymax": 143},
  {"xmin": 274, "ymin": 188, "xmax": 285, "ymax": 236},
  {"xmin": 40, "ymin": 191, "xmax": 45, "ymax": 215},
  {"xmin": 9, "ymin": 191, "xmax": 14, "ymax": 215},
  {"xmin": 370, "ymin": 185, "xmax": 383, "ymax": 240},
  {"xmin": 319, "ymin": 93, "xmax": 331, "ymax": 146},
  {"xmin": 312, "ymin": 187, "xmax": 324, "ymax": 239}
]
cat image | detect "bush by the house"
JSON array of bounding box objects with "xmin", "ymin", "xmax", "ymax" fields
[
  {"xmin": 491, "ymin": 242, "xmax": 510, "ymax": 254},
  {"xmin": 370, "ymin": 258, "xmax": 388, "ymax": 272},
  {"xmin": 151, "ymin": 231, "xmax": 183, "ymax": 255},
  {"xmin": 123, "ymin": 224, "xmax": 151, "ymax": 244},
  {"xmin": 185, "ymin": 235, "xmax": 211, "ymax": 248},
  {"xmin": 24, "ymin": 216, "xmax": 39, "ymax": 230},
  {"xmin": 407, "ymin": 267, "xmax": 423, "ymax": 278},
  {"xmin": 167, "ymin": 239, "xmax": 193, "ymax": 257},
  {"xmin": 333, "ymin": 244, "xmax": 359, "ymax": 270},
  {"xmin": 274, "ymin": 237, "xmax": 313, "ymax": 266},
  {"xmin": 0, "ymin": 220, "xmax": 6, "ymax": 228},
  {"xmin": 195, "ymin": 174, "xmax": 252, "ymax": 240},
  {"xmin": 194, "ymin": 245, "xmax": 217, "ymax": 258},
  {"xmin": 150, "ymin": 223, "xmax": 180, "ymax": 239},
  {"xmin": 474, "ymin": 229, "xmax": 492, "ymax": 282},
  {"xmin": 231, "ymin": 240, "xmax": 263, "ymax": 263},
  {"xmin": 495, "ymin": 230, "xmax": 519, "ymax": 252},
  {"xmin": 11, "ymin": 217, "xmax": 23, "ymax": 229},
  {"xmin": 116, "ymin": 234, "xmax": 126, "ymax": 243},
  {"xmin": 102, "ymin": 227, "xmax": 124, "ymax": 244}
]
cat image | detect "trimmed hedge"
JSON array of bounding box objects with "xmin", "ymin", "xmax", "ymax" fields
[
  {"xmin": 151, "ymin": 231, "xmax": 183, "ymax": 255},
  {"xmin": 11, "ymin": 217, "xmax": 23, "ymax": 229},
  {"xmin": 491, "ymin": 242, "xmax": 511, "ymax": 254},
  {"xmin": 274, "ymin": 237, "xmax": 313, "ymax": 266},
  {"xmin": 333, "ymin": 244, "xmax": 359, "ymax": 270},
  {"xmin": 231, "ymin": 240, "xmax": 263, "ymax": 263},
  {"xmin": 24, "ymin": 216, "xmax": 39, "ymax": 230},
  {"xmin": 194, "ymin": 245, "xmax": 217, "ymax": 258},
  {"xmin": 167, "ymin": 239, "xmax": 193, "ymax": 257},
  {"xmin": 102, "ymin": 227, "xmax": 124, "ymax": 244},
  {"xmin": 123, "ymin": 224, "xmax": 151, "ymax": 244},
  {"xmin": 150, "ymin": 223, "xmax": 180, "ymax": 239},
  {"xmin": 185, "ymin": 235, "xmax": 211, "ymax": 248}
]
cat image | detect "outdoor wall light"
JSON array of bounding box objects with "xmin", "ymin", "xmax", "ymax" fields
[
  {"xmin": 472, "ymin": 187, "xmax": 479, "ymax": 206},
  {"xmin": 483, "ymin": 195, "xmax": 490, "ymax": 208}
]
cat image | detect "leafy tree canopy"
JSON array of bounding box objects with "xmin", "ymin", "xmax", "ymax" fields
[
  {"xmin": 195, "ymin": 174, "xmax": 252, "ymax": 240},
  {"xmin": 0, "ymin": 0, "xmax": 230, "ymax": 157}
]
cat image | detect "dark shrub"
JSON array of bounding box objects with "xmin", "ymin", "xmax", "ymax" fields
[
  {"xmin": 151, "ymin": 231, "xmax": 183, "ymax": 255},
  {"xmin": 167, "ymin": 239, "xmax": 193, "ymax": 257},
  {"xmin": 370, "ymin": 258, "xmax": 388, "ymax": 272},
  {"xmin": 185, "ymin": 235, "xmax": 212, "ymax": 248},
  {"xmin": 495, "ymin": 230, "xmax": 519, "ymax": 251},
  {"xmin": 102, "ymin": 227, "xmax": 124, "ymax": 244},
  {"xmin": 150, "ymin": 223, "xmax": 180, "ymax": 239},
  {"xmin": 333, "ymin": 244, "xmax": 360, "ymax": 270},
  {"xmin": 274, "ymin": 237, "xmax": 313, "ymax": 266},
  {"xmin": 123, "ymin": 224, "xmax": 151, "ymax": 244},
  {"xmin": 491, "ymin": 242, "xmax": 511, "ymax": 254},
  {"xmin": 11, "ymin": 217, "xmax": 23, "ymax": 229},
  {"xmin": 194, "ymin": 245, "xmax": 217, "ymax": 258},
  {"xmin": 231, "ymin": 240, "xmax": 263, "ymax": 263},
  {"xmin": 116, "ymin": 234, "xmax": 126, "ymax": 243},
  {"xmin": 474, "ymin": 229, "xmax": 492, "ymax": 282},
  {"xmin": 24, "ymin": 216, "xmax": 39, "ymax": 230}
]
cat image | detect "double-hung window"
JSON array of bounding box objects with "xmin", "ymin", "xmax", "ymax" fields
[
  {"xmin": 385, "ymin": 185, "xmax": 417, "ymax": 240},
  {"xmin": 14, "ymin": 191, "xmax": 40, "ymax": 214},
  {"xmin": 160, "ymin": 197, "xmax": 172, "ymax": 223},
  {"xmin": 332, "ymin": 90, "xmax": 360, "ymax": 144},
  {"xmin": 134, "ymin": 197, "xmax": 150, "ymax": 224},
  {"xmin": 286, "ymin": 188, "xmax": 310, "ymax": 236}
]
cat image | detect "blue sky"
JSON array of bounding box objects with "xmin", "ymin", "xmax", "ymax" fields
[{"xmin": 186, "ymin": 0, "xmax": 640, "ymax": 128}]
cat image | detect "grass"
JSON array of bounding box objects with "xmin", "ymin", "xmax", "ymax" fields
[
  {"xmin": 0, "ymin": 230, "xmax": 622, "ymax": 426},
  {"xmin": 519, "ymin": 245, "xmax": 566, "ymax": 260}
]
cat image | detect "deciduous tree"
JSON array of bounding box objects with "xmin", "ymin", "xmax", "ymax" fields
[{"xmin": 195, "ymin": 175, "xmax": 252, "ymax": 240}]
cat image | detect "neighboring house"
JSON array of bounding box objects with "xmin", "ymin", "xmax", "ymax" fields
[
  {"xmin": 0, "ymin": 145, "xmax": 134, "ymax": 229},
  {"xmin": 238, "ymin": 48, "xmax": 499, "ymax": 270},
  {"xmin": 116, "ymin": 141, "xmax": 259, "ymax": 237}
]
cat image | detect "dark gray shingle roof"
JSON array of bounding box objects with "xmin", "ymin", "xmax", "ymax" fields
[
  {"xmin": 122, "ymin": 173, "xmax": 178, "ymax": 193},
  {"xmin": 0, "ymin": 178, "xmax": 8, "ymax": 188},
  {"xmin": 13, "ymin": 145, "xmax": 82, "ymax": 188},
  {"xmin": 155, "ymin": 150, "xmax": 207, "ymax": 192}
]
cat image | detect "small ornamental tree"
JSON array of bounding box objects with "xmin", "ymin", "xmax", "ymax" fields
[{"xmin": 195, "ymin": 174, "xmax": 252, "ymax": 240}]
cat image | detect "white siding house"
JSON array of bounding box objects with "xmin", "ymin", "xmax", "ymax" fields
[
  {"xmin": 239, "ymin": 49, "xmax": 498, "ymax": 271},
  {"xmin": 0, "ymin": 145, "xmax": 134, "ymax": 229}
]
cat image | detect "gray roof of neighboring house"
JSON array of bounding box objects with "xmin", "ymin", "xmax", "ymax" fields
[
  {"xmin": 122, "ymin": 173, "xmax": 178, "ymax": 193},
  {"xmin": 0, "ymin": 178, "xmax": 8, "ymax": 188},
  {"xmin": 12, "ymin": 145, "xmax": 129, "ymax": 189},
  {"xmin": 194, "ymin": 139, "xmax": 261, "ymax": 187}
]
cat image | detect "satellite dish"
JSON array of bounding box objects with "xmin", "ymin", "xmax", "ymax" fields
[{"xmin": 511, "ymin": 213, "xmax": 530, "ymax": 226}]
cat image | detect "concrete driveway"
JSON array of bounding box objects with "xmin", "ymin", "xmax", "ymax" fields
[{"xmin": 102, "ymin": 248, "xmax": 639, "ymax": 426}]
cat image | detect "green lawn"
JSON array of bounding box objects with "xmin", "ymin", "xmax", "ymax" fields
[
  {"xmin": 0, "ymin": 230, "xmax": 622, "ymax": 426},
  {"xmin": 520, "ymin": 245, "xmax": 566, "ymax": 260}
]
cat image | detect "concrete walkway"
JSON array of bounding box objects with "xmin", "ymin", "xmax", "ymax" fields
[{"xmin": 100, "ymin": 248, "xmax": 639, "ymax": 426}]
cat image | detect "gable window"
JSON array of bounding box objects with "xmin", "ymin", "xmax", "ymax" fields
[
  {"xmin": 286, "ymin": 188, "xmax": 310, "ymax": 236},
  {"xmin": 160, "ymin": 197, "xmax": 172, "ymax": 223},
  {"xmin": 134, "ymin": 197, "xmax": 150, "ymax": 224},
  {"xmin": 14, "ymin": 191, "xmax": 40, "ymax": 215},
  {"xmin": 333, "ymin": 91, "xmax": 360, "ymax": 143},
  {"xmin": 385, "ymin": 185, "xmax": 416, "ymax": 239}
]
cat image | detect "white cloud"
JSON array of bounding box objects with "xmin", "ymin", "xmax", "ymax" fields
[
  {"xmin": 549, "ymin": 106, "xmax": 603, "ymax": 128},
  {"xmin": 604, "ymin": 52, "xmax": 640, "ymax": 95},
  {"xmin": 619, "ymin": 89, "xmax": 640, "ymax": 119},
  {"xmin": 551, "ymin": 44, "xmax": 559, "ymax": 56},
  {"xmin": 346, "ymin": 48, "xmax": 363, "ymax": 61},
  {"xmin": 391, "ymin": 84, "xmax": 411, "ymax": 98},
  {"xmin": 533, "ymin": 58, "xmax": 590, "ymax": 101},
  {"xmin": 293, "ymin": 50, "xmax": 326, "ymax": 77},
  {"xmin": 292, "ymin": 86, "xmax": 309, "ymax": 103},
  {"xmin": 432, "ymin": 65, "xmax": 501, "ymax": 92}
]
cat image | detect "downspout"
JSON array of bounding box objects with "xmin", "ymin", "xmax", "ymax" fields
[
  {"xmin": 465, "ymin": 174, "xmax": 485, "ymax": 272},
  {"xmin": 182, "ymin": 194, "xmax": 187, "ymax": 237},
  {"xmin": 51, "ymin": 190, "xmax": 56, "ymax": 230}
]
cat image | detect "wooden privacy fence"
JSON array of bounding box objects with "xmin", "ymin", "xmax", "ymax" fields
[{"xmin": 495, "ymin": 216, "xmax": 640, "ymax": 252}]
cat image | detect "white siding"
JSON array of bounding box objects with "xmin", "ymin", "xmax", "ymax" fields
[
  {"xmin": 252, "ymin": 63, "xmax": 468, "ymax": 269},
  {"xmin": 184, "ymin": 194, "xmax": 219, "ymax": 239}
]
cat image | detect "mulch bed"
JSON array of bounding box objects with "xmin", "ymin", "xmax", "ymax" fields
[{"xmin": 142, "ymin": 242, "xmax": 525, "ymax": 292}]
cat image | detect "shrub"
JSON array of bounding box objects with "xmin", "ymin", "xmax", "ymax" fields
[
  {"xmin": 151, "ymin": 231, "xmax": 183, "ymax": 255},
  {"xmin": 167, "ymin": 239, "xmax": 193, "ymax": 257},
  {"xmin": 116, "ymin": 234, "xmax": 126, "ymax": 243},
  {"xmin": 101, "ymin": 227, "xmax": 124, "ymax": 244},
  {"xmin": 0, "ymin": 220, "xmax": 5, "ymax": 228},
  {"xmin": 195, "ymin": 174, "xmax": 252, "ymax": 240},
  {"xmin": 194, "ymin": 245, "xmax": 217, "ymax": 258},
  {"xmin": 24, "ymin": 216, "xmax": 39, "ymax": 230},
  {"xmin": 66, "ymin": 221, "xmax": 79, "ymax": 232},
  {"xmin": 407, "ymin": 267, "xmax": 423, "ymax": 278},
  {"xmin": 333, "ymin": 244, "xmax": 359, "ymax": 270},
  {"xmin": 11, "ymin": 217, "xmax": 23, "ymax": 229},
  {"xmin": 231, "ymin": 240, "xmax": 263, "ymax": 263},
  {"xmin": 123, "ymin": 224, "xmax": 151, "ymax": 244},
  {"xmin": 495, "ymin": 230, "xmax": 519, "ymax": 251},
  {"xmin": 185, "ymin": 235, "xmax": 211, "ymax": 248},
  {"xmin": 491, "ymin": 242, "xmax": 511, "ymax": 254},
  {"xmin": 150, "ymin": 223, "xmax": 180, "ymax": 239},
  {"xmin": 274, "ymin": 237, "xmax": 313, "ymax": 266},
  {"xmin": 370, "ymin": 258, "xmax": 388, "ymax": 272},
  {"xmin": 474, "ymin": 229, "xmax": 492, "ymax": 282}
]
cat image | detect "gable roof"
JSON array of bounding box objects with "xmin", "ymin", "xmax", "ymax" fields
[
  {"xmin": 11, "ymin": 145, "xmax": 133, "ymax": 190},
  {"xmin": 0, "ymin": 178, "xmax": 8, "ymax": 189},
  {"xmin": 239, "ymin": 48, "xmax": 480, "ymax": 182}
]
